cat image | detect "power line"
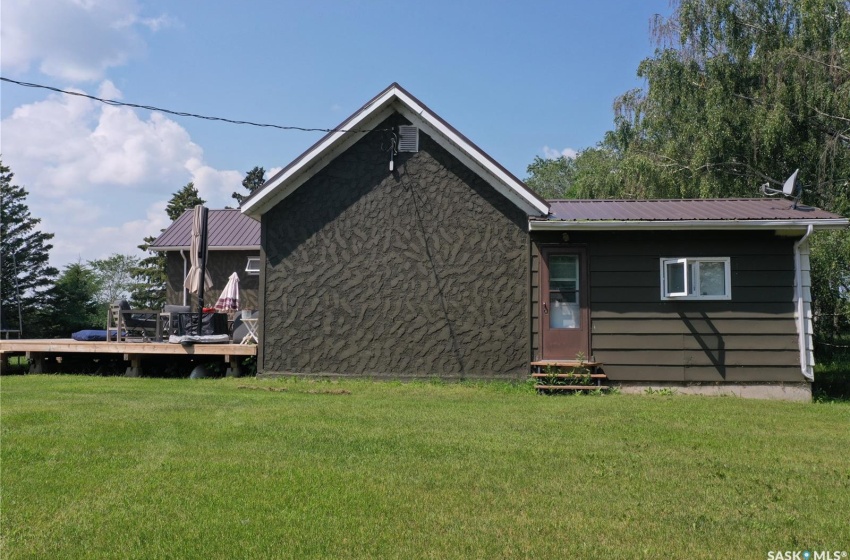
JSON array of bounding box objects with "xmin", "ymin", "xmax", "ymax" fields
[{"xmin": 1, "ymin": 76, "xmax": 387, "ymax": 134}]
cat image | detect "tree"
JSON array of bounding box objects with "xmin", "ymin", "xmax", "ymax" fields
[
  {"xmin": 809, "ymin": 230, "xmax": 850, "ymax": 340},
  {"xmin": 0, "ymin": 159, "xmax": 59, "ymax": 337},
  {"xmin": 605, "ymin": 0, "xmax": 850, "ymax": 206},
  {"xmin": 166, "ymin": 182, "xmax": 205, "ymax": 221},
  {"xmin": 131, "ymin": 184, "xmax": 206, "ymax": 309},
  {"xmin": 232, "ymin": 166, "xmax": 265, "ymax": 205},
  {"xmin": 524, "ymin": 156, "xmax": 576, "ymax": 199},
  {"xmin": 129, "ymin": 236, "xmax": 168, "ymax": 310},
  {"xmin": 89, "ymin": 253, "xmax": 139, "ymax": 307},
  {"xmin": 37, "ymin": 262, "xmax": 102, "ymax": 335}
]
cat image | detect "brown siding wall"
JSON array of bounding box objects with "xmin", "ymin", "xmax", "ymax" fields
[
  {"xmin": 165, "ymin": 250, "xmax": 260, "ymax": 310},
  {"xmin": 531, "ymin": 230, "xmax": 803, "ymax": 382},
  {"xmin": 260, "ymin": 114, "xmax": 529, "ymax": 379}
]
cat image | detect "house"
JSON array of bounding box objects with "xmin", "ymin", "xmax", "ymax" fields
[
  {"xmin": 151, "ymin": 209, "xmax": 261, "ymax": 310},
  {"xmin": 240, "ymin": 83, "xmax": 847, "ymax": 398}
]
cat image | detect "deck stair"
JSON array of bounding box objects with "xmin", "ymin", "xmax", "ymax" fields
[{"xmin": 530, "ymin": 360, "xmax": 608, "ymax": 392}]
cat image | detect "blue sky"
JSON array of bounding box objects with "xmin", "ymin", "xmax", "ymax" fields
[{"xmin": 1, "ymin": 0, "xmax": 672, "ymax": 267}]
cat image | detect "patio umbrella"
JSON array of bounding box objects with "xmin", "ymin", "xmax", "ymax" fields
[
  {"xmin": 183, "ymin": 205, "xmax": 212, "ymax": 335},
  {"xmin": 183, "ymin": 205, "xmax": 213, "ymax": 296},
  {"xmin": 214, "ymin": 272, "xmax": 240, "ymax": 312}
]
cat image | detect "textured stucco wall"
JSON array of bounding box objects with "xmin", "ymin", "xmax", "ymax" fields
[
  {"xmin": 261, "ymin": 114, "xmax": 529, "ymax": 379},
  {"xmin": 165, "ymin": 250, "xmax": 260, "ymax": 309}
]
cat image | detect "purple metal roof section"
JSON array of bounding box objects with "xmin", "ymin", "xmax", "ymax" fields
[
  {"xmin": 542, "ymin": 198, "xmax": 844, "ymax": 222},
  {"xmin": 151, "ymin": 209, "xmax": 260, "ymax": 250}
]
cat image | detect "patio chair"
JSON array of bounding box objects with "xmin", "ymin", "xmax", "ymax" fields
[{"xmin": 107, "ymin": 300, "xmax": 159, "ymax": 342}]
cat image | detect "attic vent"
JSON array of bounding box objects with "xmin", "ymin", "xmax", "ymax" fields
[{"xmin": 397, "ymin": 126, "xmax": 419, "ymax": 152}]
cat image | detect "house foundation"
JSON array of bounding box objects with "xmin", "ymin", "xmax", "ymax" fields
[{"xmin": 616, "ymin": 381, "xmax": 812, "ymax": 401}]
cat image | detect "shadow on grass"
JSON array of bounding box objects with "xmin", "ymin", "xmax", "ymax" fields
[{"xmin": 812, "ymin": 342, "xmax": 850, "ymax": 402}]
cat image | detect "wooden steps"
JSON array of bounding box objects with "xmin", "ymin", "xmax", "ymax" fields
[
  {"xmin": 535, "ymin": 385, "xmax": 610, "ymax": 391},
  {"xmin": 531, "ymin": 360, "xmax": 609, "ymax": 393},
  {"xmin": 531, "ymin": 373, "xmax": 607, "ymax": 379},
  {"xmin": 531, "ymin": 360, "xmax": 602, "ymax": 368}
]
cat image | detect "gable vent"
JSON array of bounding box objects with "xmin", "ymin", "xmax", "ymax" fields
[{"xmin": 397, "ymin": 126, "xmax": 419, "ymax": 152}]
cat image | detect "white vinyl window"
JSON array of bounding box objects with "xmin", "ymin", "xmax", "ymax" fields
[
  {"xmin": 245, "ymin": 257, "xmax": 261, "ymax": 275},
  {"xmin": 660, "ymin": 257, "xmax": 731, "ymax": 300}
]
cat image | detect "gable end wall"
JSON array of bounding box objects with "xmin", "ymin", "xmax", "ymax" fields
[{"xmin": 260, "ymin": 114, "xmax": 530, "ymax": 379}]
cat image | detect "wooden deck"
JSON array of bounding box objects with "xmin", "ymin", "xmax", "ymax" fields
[{"xmin": 0, "ymin": 338, "xmax": 257, "ymax": 377}]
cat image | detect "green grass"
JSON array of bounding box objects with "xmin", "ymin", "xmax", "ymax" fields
[
  {"xmin": 814, "ymin": 354, "xmax": 850, "ymax": 401},
  {"xmin": 2, "ymin": 376, "xmax": 849, "ymax": 559}
]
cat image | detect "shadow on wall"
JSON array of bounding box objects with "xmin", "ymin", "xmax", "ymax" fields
[{"xmin": 679, "ymin": 311, "xmax": 726, "ymax": 379}]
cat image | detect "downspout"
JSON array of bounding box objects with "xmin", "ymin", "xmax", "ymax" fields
[
  {"xmin": 793, "ymin": 225, "xmax": 814, "ymax": 381},
  {"xmin": 180, "ymin": 250, "xmax": 188, "ymax": 306}
]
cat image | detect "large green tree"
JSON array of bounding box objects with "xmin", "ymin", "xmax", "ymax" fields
[
  {"xmin": 605, "ymin": 0, "xmax": 850, "ymax": 205},
  {"xmin": 524, "ymin": 156, "xmax": 575, "ymax": 199},
  {"xmin": 131, "ymin": 183, "xmax": 206, "ymax": 309},
  {"xmin": 0, "ymin": 159, "xmax": 59, "ymax": 337}
]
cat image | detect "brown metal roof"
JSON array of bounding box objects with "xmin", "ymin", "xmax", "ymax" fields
[
  {"xmin": 542, "ymin": 198, "xmax": 845, "ymax": 222},
  {"xmin": 151, "ymin": 209, "xmax": 260, "ymax": 250}
]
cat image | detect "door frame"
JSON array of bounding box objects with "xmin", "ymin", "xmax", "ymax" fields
[{"xmin": 539, "ymin": 245, "xmax": 590, "ymax": 360}]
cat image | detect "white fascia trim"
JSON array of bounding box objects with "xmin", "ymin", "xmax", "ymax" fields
[
  {"xmin": 528, "ymin": 219, "xmax": 849, "ymax": 231},
  {"xmin": 392, "ymin": 90, "xmax": 548, "ymax": 217},
  {"xmin": 241, "ymin": 90, "xmax": 399, "ymax": 218}
]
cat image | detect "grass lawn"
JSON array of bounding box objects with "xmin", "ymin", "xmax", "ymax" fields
[{"xmin": 1, "ymin": 376, "xmax": 848, "ymax": 559}]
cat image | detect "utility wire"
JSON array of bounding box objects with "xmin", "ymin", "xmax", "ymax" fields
[{"xmin": 1, "ymin": 76, "xmax": 388, "ymax": 133}]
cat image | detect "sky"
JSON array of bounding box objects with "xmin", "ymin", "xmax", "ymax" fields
[{"xmin": 1, "ymin": 0, "xmax": 673, "ymax": 269}]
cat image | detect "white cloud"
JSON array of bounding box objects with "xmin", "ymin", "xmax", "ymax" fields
[
  {"xmin": 2, "ymin": 81, "xmax": 241, "ymax": 267},
  {"xmin": 542, "ymin": 146, "xmax": 578, "ymax": 160},
  {"xmin": 47, "ymin": 200, "xmax": 172, "ymax": 266},
  {"xmin": 2, "ymin": 82, "xmax": 203, "ymax": 197},
  {"xmin": 186, "ymin": 159, "xmax": 244, "ymax": 204},
  {"xmin": 0, "ymin": 0, "xmax": 174, "ymax": 82}
]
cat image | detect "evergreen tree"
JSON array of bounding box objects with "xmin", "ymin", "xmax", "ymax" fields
[
  {"xmin": 232, "ymin": 166, "xmax": 265, "ymax": 205},
  {"xmin": 129, "ymin": 236, "xmax": 167, "ymax": 310},
  {"xmin": 166, "ymin": 182, "xmax": 205, "ymax": 221},
  {"xmin": 37, "ymin": 262, "xmax": 102, "ymax": 336},
  {"xmin": 0, "ymin": 159, "xmax": 59, "ymax": 337}
]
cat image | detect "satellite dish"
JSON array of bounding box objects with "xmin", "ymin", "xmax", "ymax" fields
[{"xmin": 760, "ymin": 168, "xmax": 803, "ymax": 208}]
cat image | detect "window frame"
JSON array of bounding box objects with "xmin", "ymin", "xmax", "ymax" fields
[
  {"xmin": 659, "ymin": 257, "xmax": 731, "ymax": 301},
  {"xmin": 245, "ymin": 257, "xmax": 261, "ymax": 275}
]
